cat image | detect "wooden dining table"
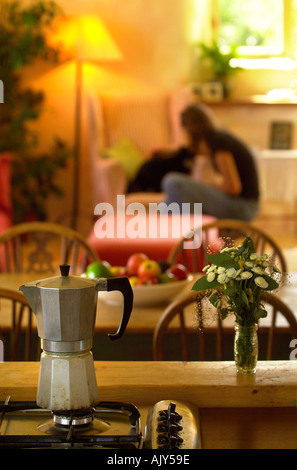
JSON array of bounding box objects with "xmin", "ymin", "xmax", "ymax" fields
[
  {"xmin": 0, "ymin": 272, "xmax": 191, "ymax": 334},
  {"xmin": 0, "ymin": 270, "xmax": 295, "ymax": 364},
  {"xmin": 1, "ymin": 360, "xmax": 297, "ymax": 449},
  {"xmin": 0, "ymin": 271, "xmax": 206, "ymax": 362},
  {"xmin": 0, "ymin": 271, "xmax": 293, "ymax": 335}
]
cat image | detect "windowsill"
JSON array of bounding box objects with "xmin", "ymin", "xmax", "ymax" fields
[
  {"xmin": 202, "ymin": 94, "xmax": 297, "ymax": 105},
  {"xmin": 230, "ymin": 57, "xmax": 297, "ymax": 71}
]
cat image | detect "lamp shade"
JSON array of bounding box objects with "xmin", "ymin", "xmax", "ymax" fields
[{"xmin": 50, "ymin": 15, "xmax": 123, "ymax": 62}]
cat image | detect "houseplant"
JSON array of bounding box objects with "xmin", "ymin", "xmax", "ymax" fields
[
  {"xmin": 0, "ymin": 1, "xmax": 70, "ymax": 223},
  {"xmin": 192, "ymin": 237, "xmax": 280, "ymax": 373},
  {"xmin": 196, "ymin": 40, "xmax": 241, "ymax": 98}
]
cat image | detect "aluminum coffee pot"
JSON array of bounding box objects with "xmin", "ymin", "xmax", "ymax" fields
[{"xmin": 19, "ymin": 264, "xmax": 134, "ymax": 411}]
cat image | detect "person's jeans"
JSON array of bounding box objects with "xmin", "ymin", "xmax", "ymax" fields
[{"xmin": 161, "ymin": 172, "xmax": 259, "ymax": 222}]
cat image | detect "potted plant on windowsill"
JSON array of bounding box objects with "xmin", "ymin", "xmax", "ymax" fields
[
  {"xmin": 0, "ymin": 1, "xmax": 70, "ymax": 223},
  {"xmin": 194, "ymin": 40, "xmax": 241, "ymax": 99}
]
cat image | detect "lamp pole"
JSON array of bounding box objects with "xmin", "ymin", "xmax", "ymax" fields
[{"xmin": 71, "ymin": 58, "xmax": 83, "ymax": 230}]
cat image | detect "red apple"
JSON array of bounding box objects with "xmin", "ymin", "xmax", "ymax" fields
[
  {"xmin": 138, "ymin": 259, "xmax": 161, "ymax": 280},
  {"xmin": 167, "ymin": 263, "xmax": 188, "ymax": 281},
  {"xmin": 126, "ymin": 253, "xmax": 148, "ymax": 275}
]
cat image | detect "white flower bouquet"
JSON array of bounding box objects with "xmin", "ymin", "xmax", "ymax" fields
[{"xmin": 192, "ymin": 237, "xmax": 280, "ymax": 326}]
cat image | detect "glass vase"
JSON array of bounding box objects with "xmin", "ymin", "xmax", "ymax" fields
[{"xmin": 234, "ymin": 324, "xmax": 258, "ymax": 374}]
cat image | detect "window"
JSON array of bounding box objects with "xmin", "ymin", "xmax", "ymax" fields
[
  {"xmin": 215, "ymin": 0, "xmax": 284, "ymax": 55},
  {"xmin": 213, "ymin": 0, "xmax": 297, "ymax": 69}
]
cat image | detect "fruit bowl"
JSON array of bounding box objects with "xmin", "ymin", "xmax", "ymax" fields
[{"xmin": 99, "ymin": 275, "xmax": 194, "ymax": 307}]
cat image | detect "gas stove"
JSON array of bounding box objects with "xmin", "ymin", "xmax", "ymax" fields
[
  {"xmin": 0, "ymin": 398, "xmax": 143, "ymax": 449},
  {"xmin": 0, "ymin": 398, "xmax": 200, "ymax": 449}
]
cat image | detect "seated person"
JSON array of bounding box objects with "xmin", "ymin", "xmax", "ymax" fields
[{"xmin": 161, "ymin": 103, "xmax": 259, "ymax": 221}]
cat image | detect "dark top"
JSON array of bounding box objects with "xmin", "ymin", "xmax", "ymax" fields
[
  {"xmin": 127, "ymin": 147, "xmax": 195, "ymax": 193},
  {"xmin": 207, "ymin": 130, "xmax": 259, "ymax": 200},
  {"xmin": 128, "ymin": 130, "xmax": 259, "ymax": 200}
]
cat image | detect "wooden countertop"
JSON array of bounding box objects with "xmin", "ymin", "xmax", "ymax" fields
[
  {"xmin": 1, "ymin": 360, "xmax": 296, "ymax": 407},
  {"xmin": 1, "ymin": 360, "xmax": 297, "ymax": 449}
]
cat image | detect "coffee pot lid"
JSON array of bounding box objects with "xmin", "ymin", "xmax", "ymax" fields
[{"xmin": 36, "ymin": 264, "xmax": 97, "ymax": 289}]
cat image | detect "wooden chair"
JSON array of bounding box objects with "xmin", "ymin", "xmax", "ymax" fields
[
  {"xmin": 0, "ymin": 222, "xmax": 99, "ymax": 274},
  {"xmin": 0, "ymin": 288, "xmax": 38, "ymax": 361},
  {"xmin": 152, "ymin": 290, "xmax": 297, "ymax": 361},
  {"xmin": 167, "ymin": 219, "xmax": 288, "ymax": 274}
]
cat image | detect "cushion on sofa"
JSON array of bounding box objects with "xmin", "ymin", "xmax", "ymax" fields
[{"xmin": 102, "ymin": 137, "xmax": 145, "ymax": 181}]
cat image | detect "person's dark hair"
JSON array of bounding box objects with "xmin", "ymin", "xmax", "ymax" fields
[{"xmin": 180, "ymin": 103, "xmax": 216, "ymax": 134}]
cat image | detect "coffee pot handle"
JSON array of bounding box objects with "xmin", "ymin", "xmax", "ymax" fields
[{"xmin": 105, "ymin": 277, "xmax": 134, "ymax": 340}]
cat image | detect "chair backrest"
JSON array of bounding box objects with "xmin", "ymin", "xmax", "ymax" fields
[
  {"xmin": 167, "ymin": 219, "xmax": 288, "ymax": 274},
  {"xmin": 152, "ymin": 290, "xmax": 297, "ymax": 361},
  {"xmin": 261, "ymin": 292, "xmax": 297, "ymax": 360},
  {"xmin": 0, "ymin": 222, "xmax": 99, "ymax": 274},
  {"xmin": 0, "ymin": 287, "xmax": 37, "ymax": 361}
]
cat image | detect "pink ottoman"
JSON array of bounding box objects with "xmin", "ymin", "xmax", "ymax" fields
[{"xmin": 87, "ymin": 214, "xmax": 217, "ymax": 268}]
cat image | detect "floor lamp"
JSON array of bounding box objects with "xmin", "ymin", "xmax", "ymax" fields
[{"xmin": 51, "ymin": 15, "xmax": 123, "ymax": 229}]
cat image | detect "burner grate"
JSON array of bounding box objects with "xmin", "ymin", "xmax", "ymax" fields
[{"xmin": 0, "ymin": 399, "xmax": 143, "ymax": 449}]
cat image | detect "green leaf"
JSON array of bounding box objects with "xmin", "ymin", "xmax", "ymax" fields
[
  {"xmin": 220, "ymin": 308, "xmax": 229, "ymax": 320},
  {"xmin": 192, "ymin": 275, "xmax": 220, "ymax": 291},
  {"xmin": 224, "ymin": 286, "xmax": 238, "ymax": 295},
  {"xmin": 241, "ymin": 290, "xmax": 249, "ymax": 306},
  {"xmin": 209, "ymin": 291, "xmax": 220, "ymax": 308},
  {"xmin": 237, "ymin": 237, "xmax": 255, "ymax": 256},
  {"xmin": 207, "ymin": 253, "xmax": 240, "ymax": 269},
  {"xmin": 262, "ymin": 275, "xmax": 279, "ymax": 291},
  {"xmin": 254, "ymin": 308, "xmax": 267, "ymax": 319}
]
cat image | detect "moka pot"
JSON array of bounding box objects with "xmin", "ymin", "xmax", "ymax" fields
[{"xmin": 19, "ymin": 264, "xmax": 133, "ymax": 411}]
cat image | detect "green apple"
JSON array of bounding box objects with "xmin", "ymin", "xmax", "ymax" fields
[
  {"xmin": 159, "ymin": 272, "xmax": 177, "ymax": 284},
  {"xmin": 85, "ymin": 261, "xmax": 112, "ymax": 279}
]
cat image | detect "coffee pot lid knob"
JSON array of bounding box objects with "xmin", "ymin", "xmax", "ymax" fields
[{"xmin": 60, "ymin": 264, "xmax": 70, "ymax": 277}]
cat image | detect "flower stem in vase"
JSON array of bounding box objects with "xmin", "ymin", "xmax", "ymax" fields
[{"xmin": 234, "ymin": 324, "xmax": 258, "ymax": 374}]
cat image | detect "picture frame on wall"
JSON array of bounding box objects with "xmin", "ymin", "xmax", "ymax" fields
[{"xmin": 270, "ymin": 121, "xmax": 293, "ymax": 149}]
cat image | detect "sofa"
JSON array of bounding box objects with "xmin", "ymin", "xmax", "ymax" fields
[
  {"xmin": 86, "ymin": 88, "xmax": 217, "ymax": 266},
  {"xmin": 86, "ymin": 87, "xmax": 195, "ymax": 208}
]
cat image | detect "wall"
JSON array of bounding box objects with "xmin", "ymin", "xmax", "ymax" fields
[
  {"xmin": 205, "ymin": 102, "xmax": 297, "ymax": 151},
  {"xmin": 21, "ymin": 0, "xmax": 297, "ymax": 234},
  {"xmin": 22, "ymin": 0, "xmax": 196, "ymax": 232}
]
